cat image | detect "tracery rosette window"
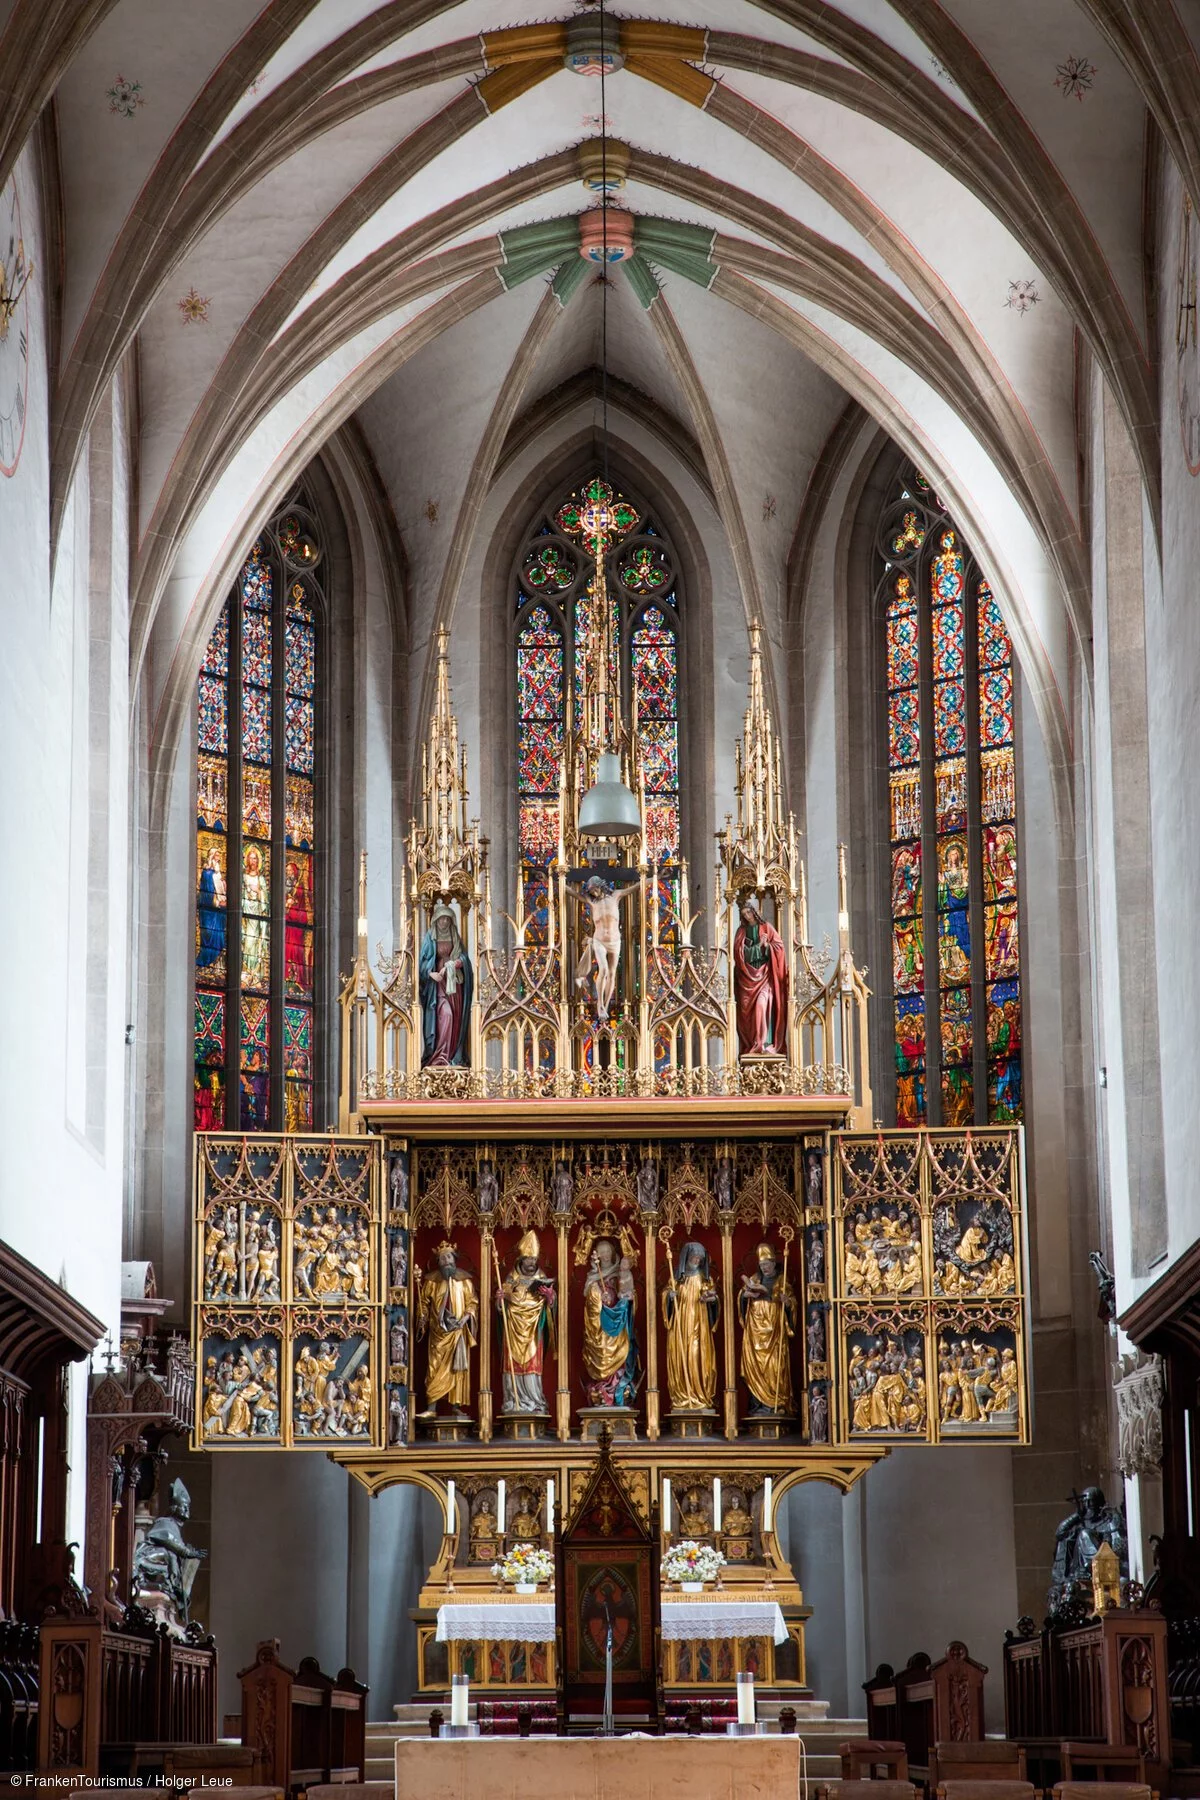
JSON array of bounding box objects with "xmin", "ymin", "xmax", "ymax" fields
[
  {"xmin": 878, "ymin": 472, "xmax": 1022, "ymax": 1127},
  {"xmin": 514, "ymin": 476, "xmax": 684, "ymax": 945},
  {"xmin": 194, "ymin": 497, "xmax": 322, "ymax": 1132}
]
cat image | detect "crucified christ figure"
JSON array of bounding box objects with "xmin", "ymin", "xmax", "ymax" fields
[{"xmin": 576, "ymin": 875, "xmax": 623, "ymax": 1018}]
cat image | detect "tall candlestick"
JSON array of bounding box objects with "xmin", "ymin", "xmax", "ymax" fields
[
  {"xmin": 662, "ymin": 1477, "xmax": 672, "ymax": 1534},
  {"xmin": 497, "ymin": 1479, "xmax": 506, "ymax": 1536},
  {"xmin": 546, "ymin": 1478, "xmax": 554, "ymax": 1534},
  {"xmin": 451, "ymin": 1674, "xmax": 469, "ymax": 1729},
  {"xmin": 713, "ymin": 1477, "xmax": 722, "ymax": 1532},
  {"xmin": 736, "ymin": 1671, "xmax": 755, "ymax": 1727},
  {"xmin": 446, "ymin": 1479, "xmax": 456, "ymax": 1533},
  {"xmin": 763, "ymin": 1477, "xmax": 773, "ymax": 1533}
]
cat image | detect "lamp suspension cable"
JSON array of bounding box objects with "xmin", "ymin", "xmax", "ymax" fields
[{"xmin": 599, "ymin": 0, "xmax": 609, "ymax": 491}]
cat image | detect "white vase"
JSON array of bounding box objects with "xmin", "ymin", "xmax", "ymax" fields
[
  {"xmin": 680, "ymin": 1580, "xmax": 704, "ymax": 1593},
  {"xmin": 514, "ymin": 1581, "xmax": 537, "ymax": 1595}
]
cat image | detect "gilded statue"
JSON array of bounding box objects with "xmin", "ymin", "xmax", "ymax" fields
[
  {"xmin": 721, "ymin": 1491, "xmax": 753, "ymax": 1541},
  {"xmin": 416, "ymin": 1242, "xmax": 479, "ymax": 1416},
  {"xmin": 661, "ymin": 1241, "xmax": 719, "ymax": 1412},
  {"xmin": 581, "ymin": 1237, "xmax": 638, "ymax": 1408},
  {"xmin": 738, "ymin": 1242, "xmax": 797, "ymax": 1417},
  {"xmin": 510, "ymin": 1490, "xmax": 541, "ymax": 1539},
  {"xmin": 678, "ymin": 1486, "xmax": 711, "ymax": 1536},
  {"xmin": 496, "ymin": 1231, "xmax": 556, "ymax": 1415}
]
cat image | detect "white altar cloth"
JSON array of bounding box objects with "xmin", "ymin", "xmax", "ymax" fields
[{"xmin": 435, "ymin": 1598, "xmax": 787, "ymax": 1644}]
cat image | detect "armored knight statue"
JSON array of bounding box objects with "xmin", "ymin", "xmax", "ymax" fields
[
  {"xmin": 1048, "ymin": 1486, "xmax": 1128, "ymax": 1616},
  {"xmin": 130, "ymin": 1478, "xmax": 207, "ymax": 1632}
]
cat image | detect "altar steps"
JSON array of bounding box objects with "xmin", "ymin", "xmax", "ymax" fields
[{"xmin": 364, "ymin": 1706, "xmax": 866, "ymax": 1789}]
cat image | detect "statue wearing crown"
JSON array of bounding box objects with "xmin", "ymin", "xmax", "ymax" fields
[
  {"xmin": 496, "ymin": 1232, "xmax": 557, "ymax": 1425},
  {"xmin": 416, "ymin": 1240, "xmax": 478, "ymax": 1423}
]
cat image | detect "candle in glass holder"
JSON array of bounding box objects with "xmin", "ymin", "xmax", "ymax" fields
[
  {"xmin": 736, "ymin": 1671, "xmax": 755, "ymax": 1726},
  {"xmin": 451, "ymin": 1674, "xmax": 469, "ymax": 1729}
]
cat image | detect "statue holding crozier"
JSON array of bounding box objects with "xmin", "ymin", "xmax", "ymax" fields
[
  {"xmin": 738, "ymin": 1239, "xmax": 798, "ymax": 1429},
  {"xmin": 494, "ymin": 1230, "xmax": 557, "ymax": 1420},
  {"xmin": 733, "ymin": 894, "xmax": 789, "ymax": 1058},
  {"xmin": 415, "ymin": 1241, "xmax": 478, "ymax": 1424}
]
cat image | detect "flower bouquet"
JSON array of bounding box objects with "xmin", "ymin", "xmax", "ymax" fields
[
  {"xmin": 660, "ymin": 1539, "xmax": 726, "ymax": 1592},
  {"xmin": 492, "ymin": 1543, "xmax": 554, "ymax": 1594}
]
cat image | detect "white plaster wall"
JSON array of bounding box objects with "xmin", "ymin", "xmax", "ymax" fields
[
  {"xmin": 0, "ymin": 145, "xmax": 128, "ymax": 1548},
  {"xmin": 1135, "ymin": 153, "xmax": 1200, "ymax": 1296}
]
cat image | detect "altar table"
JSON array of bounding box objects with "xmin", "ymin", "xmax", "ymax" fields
[
  {"xmin": 435, "ymin": 1598, "xmax": 788, "ymax": 1645},
  {"xmin": 396, "ymin": 1734, "xmax": 800, "ymax": 1799}
]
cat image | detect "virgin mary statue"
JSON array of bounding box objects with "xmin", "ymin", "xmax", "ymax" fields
[{"xmin": 419, "ymin": 904, "xmax": 473, "ymax": 1067}]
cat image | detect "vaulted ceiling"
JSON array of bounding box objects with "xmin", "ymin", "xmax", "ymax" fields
[{"xmin": 5, "ymin": 0, "xmax": 1196, "ymax": 768}]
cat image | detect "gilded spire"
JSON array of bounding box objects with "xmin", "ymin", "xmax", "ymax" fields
[
  {"xmin": 413, "ymin": 626, "xmax": 482, "ymax": 903},
  {"xmin": 719, "ymin": 623, "xmax": 797, "ymax": 900}
]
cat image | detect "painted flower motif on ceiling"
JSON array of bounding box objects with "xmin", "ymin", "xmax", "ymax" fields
[
  {"xmin": 178, "ymin": 287, "xmax": 211, "ymax": 326},
  {"xmin": 1054, "ymin": 55, "xmax": 1098, "ymax": 101},
  {"xmin": 1005, "ymin": 280, "xmax": 1040, "ymax": 316},
  {"xmin": 107, "ymin": 74, "xmax": 145, "ymax": 118}
]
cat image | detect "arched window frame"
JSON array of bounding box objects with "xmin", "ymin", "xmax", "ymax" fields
[
  {"xmin": 876, "ymin": 470, "xmax": 1022, "ymax": 1127},
  {"xmin": 512, "ymin": 474, "xmax": 686, "ymax": 943},
  {"xmin": 193, "ymin": 493, "xmax": 326, "ymax": 1132}
]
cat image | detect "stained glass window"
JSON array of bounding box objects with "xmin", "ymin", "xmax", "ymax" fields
[
  {"xmin": 194, "ymin": 497, "xmax": 323, "ymax": 1132},
  {"xmin": 880, "ymin": 474, "xmax": 1022, "ymax": 1125},
  {"xmin": 514, "ymin": 476, "xmax": 684, "ymax": 944}
]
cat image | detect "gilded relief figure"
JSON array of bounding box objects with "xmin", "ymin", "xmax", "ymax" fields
[
  {"xmin": 202, "ymin": 1343, "xmax": 279, "ymax": 1438},
  {"xmin": 662, "ymin": 1241, "xmax": 719, "ymax": 1411},
  {"xmin": 937, "ymin": 1336, "xmax": 1019, "ymax": 1430},
  {"xmin": 738, "ymin": 1242, "xmax": 797, "ymax": 1416},
  {"xmin": 294, "ymin": 1339, "xmax": 371, "ymax": 1438},
  {"xmin": 293, "ymin": 1206, "xmax": 370, "ymax": 1300},
  {"xmin": 848, "ymin": 1334, "xmax": 926, "ymax": 1432},
  {"xmin": 933, "ymin": 1200, "xmax": 1016, "ymax": 1297},
  {"xmin": 416, "ymin": 1242, "xmax": 478, "ymax": 1416},
  {"xmin": 496, "ymin": 1231, "xmax": 557, "ymax": 1414},
  {"xmin": 843, "ymin": 1203, "xmax": 921, "ymax": 1297},
  {"xmin": 581, "ymin": 1237, "xmax": 638, "ymax": 1407}
]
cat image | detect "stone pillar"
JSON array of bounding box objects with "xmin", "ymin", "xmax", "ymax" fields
[{"xmin": 1113, "ymin": 1350, "xmax": 1165, "ymax": 1585}]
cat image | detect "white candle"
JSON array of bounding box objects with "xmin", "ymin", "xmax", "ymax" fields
[
  {"xmin": 497, "ymin": 1480, "xmax": 506, "ymax": 1535},
  {"xmin": 662, "ymin": 1477, "xmax": 672, "ymax": 1533},
  {"xmin": 736, "ymin": 1671, "xmax": 755, "ymax": 1726},
  {"xmin": 546, "ymin": 1478, "xmax": 554, "ymax": 1533},
  {"xmin": 446, "ymin": 1479, "xmax": 456, "ymax": 1533},
  {"xmin": 713, "ymin": 1477, "xmax": 722, "ymax": 1533},
  {"xmin": 451, "ymin": 1674, "xmax": 469, "ymax": 1729},
  {"xmin": 763, "ymin": 1477, "xmax": 773, "ymax": 1533}
]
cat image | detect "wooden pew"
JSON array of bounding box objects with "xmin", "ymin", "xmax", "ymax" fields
[{"xmin": 239, "ymin": 1639, "xmax": 366, "ymax": 1792}]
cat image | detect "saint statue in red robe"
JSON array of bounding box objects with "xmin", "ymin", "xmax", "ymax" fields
[{"xmin": 733, "ymin": 896, "xmax": 789, "ymax": 1057}]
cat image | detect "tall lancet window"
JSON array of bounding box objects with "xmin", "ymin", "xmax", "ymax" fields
[
  {"xmin": 879, "ymin": 471, "xmax": 1022, "ymax": 1127},
  {"xmin": 194, "ymin": 499, "xmax": 322, "ymax": 1132},
  {"xmin": 514, "ymin": 475, "xmax": 683, "ymax": 943}
]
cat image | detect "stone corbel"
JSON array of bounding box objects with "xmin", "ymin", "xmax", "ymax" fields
[{"xmin": 1113, "ymin": 1350, "xmax": 1165, "ymax": 1477}]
